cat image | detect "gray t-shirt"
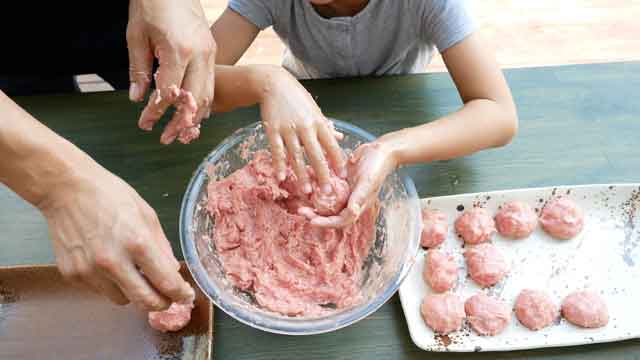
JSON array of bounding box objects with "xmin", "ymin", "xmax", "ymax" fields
[{"xmin": 228, "ymin": 0, "xmax": 476, "ymax": 79}]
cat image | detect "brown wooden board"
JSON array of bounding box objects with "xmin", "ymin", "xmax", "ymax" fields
[{"xmin": 0, "ymin": 263, "xmax": 212, "ymax": 360}]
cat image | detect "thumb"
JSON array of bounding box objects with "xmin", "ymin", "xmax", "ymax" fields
[
  {"xmin": 126, "ymin": 25, "xmax": 153, "ymax": 102},
  {"xmin": 346, "ymin": 176, "xmax": 377, "ymax": 218}
]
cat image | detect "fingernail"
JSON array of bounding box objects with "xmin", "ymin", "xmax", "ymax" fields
[
  {"xmin": 129, "ymin": 82, "xmax": 142, "ymax": 102},
  {"xmin": 303, "ymin": 183, "xmax": 312, "ymax": 194},
  {"xmin": 322, "ymin": 183, "xmax": 333, "ymax": 194},
  {"xmin": 278, "ymin": 172, "xmax": 286, "ymax": 182},
  {"xmin": 138, "ymin": 116, "xmax": 152, "ymax": 131},
  {"xmin": 339, "ymin": 168, "xmax": 348, "ymax": 179}
]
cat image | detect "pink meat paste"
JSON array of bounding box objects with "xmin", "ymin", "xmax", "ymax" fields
[
  {"xmin": 495, "ymin": 201, "xmax": 538, "ymax": 239},
  {"xmin": 420, "ymin": 209, "xmax": 448, "ymax": 248},
  {"xmin": 148, "ymin": 300, "xmax": 195, "ymax": 333},
  {"xmin": 423, "ymin": 250, "xmax": 458, "ymax": 293},
  {"xmin": 455, "ymin": 208, "xmax": 496, "ymax": 244},
  {"xmin": 539, "ymin": 197, "xmax": 584, "ymax": 239},
  {"xmin": 310, "ymin": 176, "xmax": 350, "ymax": 216},
  {"xmin": 561, "ymin": 290, "xmax": 609, "ymax": 328},
  {"xmin": 421, "ymin": 293, "xmax": 465, "ymax": 334},
  {"xmin": 205, "ymin": 151, "xmax": 377, "ymax": 316},
  {"xmin": 465, "ymin": 293, "xmax": 511, "ymax": 336},
  {"xmin": 464, "ymin": 243, "xmax": 509, "ymax": 288},
  {"xmin": 514, "ymin": 289, "xmax": 559, "ymax": 330}
]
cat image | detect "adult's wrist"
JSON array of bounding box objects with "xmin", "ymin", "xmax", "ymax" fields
[{"xmin": 21, "ymin": 138, "xmax": 96, "ymax": 211}]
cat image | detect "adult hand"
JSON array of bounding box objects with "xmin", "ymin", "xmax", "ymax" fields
[
  {"xmin": 40, "ymin": 164, "xmax": 194, "ymax": 311},
  {"xmin": 299, "ymin": 141, "xmax": 398, "ymax": 227},
  {"xmin": 127, "ymin": 0, "xmax": 216, "ymax": 144},
  {"xmin": 259, "ymin": 67, "xmax": 347, "ymax": 194}
]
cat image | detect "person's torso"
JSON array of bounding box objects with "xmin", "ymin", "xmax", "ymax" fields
[{"xmin": 273, "ymin": 0, "xmax": 434, "ymax": 79}]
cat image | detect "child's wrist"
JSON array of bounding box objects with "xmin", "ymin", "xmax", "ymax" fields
[
  {"xmin": 250, "ymin": 65, "xmax": 287, "ymax": 104},
  {"xmin": 375, "ymin": 132, "xmax": 406, "ymax": 167}
]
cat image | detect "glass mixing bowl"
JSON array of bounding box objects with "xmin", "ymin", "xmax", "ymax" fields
[{"xmin": 180, "ymin": 120, "xmax": 421, "ymax": 335}]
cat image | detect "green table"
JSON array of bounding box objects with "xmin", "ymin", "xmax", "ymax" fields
[{"xmin": 2, "ymin": 62, "xmax": 639, "ymax": 359}]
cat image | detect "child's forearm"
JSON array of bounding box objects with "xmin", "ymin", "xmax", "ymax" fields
[
  {"xmin": 378, "ymin": 98, "xmax": 518, "ymax": 166},
  {"xmin": 211, "ymin": 64, "xmax": 279, "ymax": 113}
]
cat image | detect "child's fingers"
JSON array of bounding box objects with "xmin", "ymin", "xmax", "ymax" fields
[
  {"xmin": 283, "ymin": 130, "xmax": 311, "ymax": 194},
  {"xmin": 297, "ymin": 206, "xmax": 318, "ymax": 220},
  {"xmin": 177, "ymin": 125, "xmax": 201, "ymax": 144},
  {"xmin": 317, "ymin": 121, "xmax": 347, "ymax": 178},
  {"xmin": 299, "ymin": 128, "xmax": 332, "ymax": 193},
  {"xmin": 160, "ymin": 90, "xmax": 197, "ymax": 144},
  {"xmin": 159, "ymin": 113, "xmax": 184, "ymax": 145},
  {"xmin": 346, "ymin": 164, "xmax": 385, "ymax": 217},
  {"xmin": 310, "ymin": 207, "xmax": 358, "ymax": 228},
  {"xmin": 327, "ymin": 120, "xmax": 344, "ymax": 140},
  {"xmin": 264, "ymin": 123, "xmax": 287, "ymax": 181}
]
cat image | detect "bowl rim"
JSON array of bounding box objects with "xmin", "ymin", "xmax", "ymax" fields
[{"xmin": 179, "ymin": 119, "xmax": 421, "ymax": 335}]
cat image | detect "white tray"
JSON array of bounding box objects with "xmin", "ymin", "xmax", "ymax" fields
[{"xmin": 398, "ymin": 184, "xmax": 640, "ymax": 352}]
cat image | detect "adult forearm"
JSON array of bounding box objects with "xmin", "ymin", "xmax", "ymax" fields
[
  {"xmin": 0, "ymin": 91, "xmax": 91, "ymax": 207},
  {"xmin": 378, "ymin": 98, "xmax": 518, "ymax": 166}
]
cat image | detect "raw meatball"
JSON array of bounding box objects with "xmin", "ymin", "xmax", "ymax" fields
[
  {"xmin": 539, "ymin": 197, "xmax": 584, "ymax": 239},
  {"xmin": 495, "ymin": 201, "xmax": 538, "ymax": 239},
  {"xmin": 455, "ymin": 208, "xmax": 496, "ymax": 244},
  {"xmin": 421, "ymin": 209, "xmax": 448, "ymax": 248},
  {"xmin": 514, "ymin": 289, "xmax": 559, "ymax": 330},
  {"xmin": 423, "ymin": 250, "xmax": 458, "ymax": 293},
  {"xmin": 148, "ymin": 300, "xmax": 195, "ymax": 333},
  {"xmin": 464, "ymin": 243, "xmax": 509, "ymax": 287},
  {"xmin": 561, "ymin": 290, "xmax": 609, "ymax": 328},
  {"xmin": 310, "ymin": 176, "xmax": 350, "ymax": 216},
  {"xmin": 465, "ymin": 294, "xmax": 511, "ymax": 336},
  {"xmin": 421, "ymin": 293, "xmax": 465, "ymax": 334}
]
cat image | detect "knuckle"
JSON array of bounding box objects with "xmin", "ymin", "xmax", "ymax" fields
[
  {"xmin": 59, "ymin": 266, "xmax": 79, "ymax": 282},
  {"xmin": 274, "ymin": 150, "xmax": 286, "ymax": 161},
  {"xmin": 112, "ymin": 296, "xmax": 130, "ymax": 306},
  {"xmin": 176, "ymin": 42, "xmax": 194, "ymax": 58},
  {"xmin": 208, "ymin": 38, "xmax": 218, "ymax": 53},
  {"xmin": 75, "ymin": 263, "xmax": 93, "ymax": 280},
  {"xmin": 125, "ymin": 26, "xmax": 138, "ymax": 43},
  {"xmin": 299, "ymin": 122, "xmax": 314, "ymax": 133},
  {"xmin": 160, "ymin": 279, "xmax": 182, "ymax": 295},
  {"xmin": 94, "ymin": 252, "xmax": 118, "ymax": 272},
  {"xmin": 125, "ymin": 238, "xmax": 148, "ymax": 257},
  {"xmin": 142, "ymin": 204, "xmax": 160, "ymax": 223},
  {"xmin": 202, "ymin": 41, "xmax": 216, "ymax": 58},
  {"xmin": 139, "ymin": 294, "xmax": 165, "ymax": 311}
]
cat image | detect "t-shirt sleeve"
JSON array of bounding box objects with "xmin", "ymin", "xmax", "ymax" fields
[
  {"xmin": 420, "ymin": 0, "xmax": 477, "ymax": 53},
  {"xmin": 228, "ymin": 0, "xmax": 277, "ymax": 30}
]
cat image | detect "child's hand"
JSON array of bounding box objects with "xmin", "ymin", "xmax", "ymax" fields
[
  {"xmin": 259, "ymin": 68, "xmax": 346, "ymax": 194},
  {"xmin": 299, "ymin": 141, "xmax": 398, "ymax": 227}
]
